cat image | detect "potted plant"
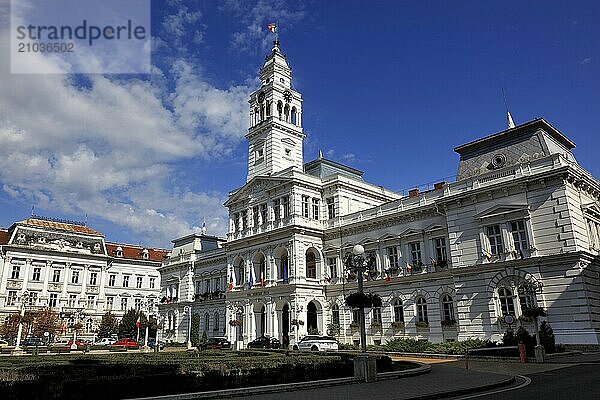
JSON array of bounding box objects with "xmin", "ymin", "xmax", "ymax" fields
[
  {"xmin": 349, "ymin": 322, "xmax": 359, "ymax": 330},
  {"xmin": 391, "ymin": 321, "xmax": 405, "ymax": 330},
  {"xmin": 228, "ymin": 319, "xmax": 242, "ymax": 327},
  {"xmin": 370, "ymin": 321, "xmax": 383, "ymax": 330},
  {"xmin": 415, "ymin": 321, "xmax": 429, "ymax": 329},
  {"xmin": 441, "ymin": 319, "xmax": 456, "ymax": 328},
  {"xmin": 344, "ymin": 292, "xmax": 382, "ymax": 309},
  {"xmin": 291, "ymin": 319, "xmax": 304, "ymax": 327}
]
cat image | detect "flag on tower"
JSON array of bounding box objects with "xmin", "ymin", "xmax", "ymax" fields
[
  {"xmin": 228, "ymin": 274, "xmax": 234, "ymax": 290},
  {"xmin": 267, "ymin": 23, "xmax": 277, "ymax": 33}
]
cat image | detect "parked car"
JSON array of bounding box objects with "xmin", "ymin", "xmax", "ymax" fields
[
  {"xmin": 68, "ymin": 339, "xmax": 87, "ymax": 347},
  {"xmin": 95, "ymin": 337, "xmax": 116, "ymax": 346},
  {"xmin": 111, "ymin": 338, "xmax": 139, "ymax": 348},
  {"xmin": 202, "ymin": 337, "xmax": 231, "ymax": 350},
  {"xmin": 293, "ymin": 335, "xmax": 339, "ymax": 351},
  {"xmin": 21, "ymin": 337, "xmax": 44, "ymax": 347},
  {"xmin": 52, "ymin": 339, "xmax": 71, "ymax": 346},
  {"xmin": 247, "ymin": 336, "xmax": 280, "ymax": 349},
  {"xmin": 0, "ymin": 339, "xmax": 8, "ymax": 348},
  {"xmin": 147, "ymin": 339, "xmax": 164, "ymax": 350}
]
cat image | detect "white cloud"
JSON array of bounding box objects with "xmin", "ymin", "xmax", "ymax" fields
[
  {"xmin": 0, "ymin": 5, "xmax": 252, "ymax": 246},
  {"xmin": 580, "ymin": 57, "xmax": 591, "ymax": 65}
]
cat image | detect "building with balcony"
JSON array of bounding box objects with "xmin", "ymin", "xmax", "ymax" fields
[
  {"xmin": 162, "ymin": 40, "xmax": 599, "ymax": 347},
  {"xmin": 0, "ymin": 216, "xmax": 168, "ymax": 340}
]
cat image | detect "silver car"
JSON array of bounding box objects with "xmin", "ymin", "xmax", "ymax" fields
[{"xmin": 294, "ymin": 335, "xmax": 339, "ymax": 351}]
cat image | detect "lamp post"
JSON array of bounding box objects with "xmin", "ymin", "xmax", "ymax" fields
[
  {"xmin": 518, "ymin": 279, "xmax": 545, "ymax": 362},
  {"xmin": 143, "ymin": 300, "xmax": 151, "ymax": 348},
  {"xmin": 14, "ymin": 290, "xmax": 30, "ymax": 351},
  {"xmin": 344, "ymin": 244, "xmax": 377, "ymax": 381},
  {"xmin": 183, "ymin": 305, "xmax": 192, "ymax": 349}
]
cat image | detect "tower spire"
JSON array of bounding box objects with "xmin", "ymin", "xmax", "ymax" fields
[{"xmin": 502, "ymin": 88, "xmax": 516, "ymax": 129}]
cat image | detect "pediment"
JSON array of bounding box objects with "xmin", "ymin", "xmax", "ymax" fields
[
  {"xmin": 400, "ymin": 228, "xmax": 422, "ymax": 237},
  {"xmin": 224, "ymin": 176, "xmax": 292, "ymax": 206},
  {"xmin": 281, "ymin": 138, "xmax": 296, "ymax": 146},
  {"xmin": 378, "ymin": 233, "xmax": 398, "ymax": 242},
  {"xmin": 582, "ymin": 202, "xmax": 600, "ymax": 219},
  {"xmin": 474, "ymin": 204, "xmax": 530, "ymax": 220},
  {"xmin": 424, "ymin": 223, "xmax": 446, "ymax": 232}
]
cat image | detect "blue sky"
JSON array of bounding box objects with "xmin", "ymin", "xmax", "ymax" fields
[{"xmin": 0, "ymin": 0, "xmax": 598, "ymax": 248}]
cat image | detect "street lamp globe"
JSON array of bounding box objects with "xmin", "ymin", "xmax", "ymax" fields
[{"xmin": 352, "ymin": 244, "xmax": 365, "ymax": 256}]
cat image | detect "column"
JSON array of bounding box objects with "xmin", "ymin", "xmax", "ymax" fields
[
  {"xmin": 61, "ymin": 263, "xmax": 70, "ymax": 305},
  {"xmin": 41, "ymin": 260, "xmax": 52, "ymax": 301},
  {"xmin": 0, "ymin": 257, "xmax": 12, "ymax": 306}
]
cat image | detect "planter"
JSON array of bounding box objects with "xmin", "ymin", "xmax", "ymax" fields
[
  {"xmin": 391, "ymin": 321, "xmax": 405, "ymax": 330},
  {"xmin": 415, "ymin": 321, "xmax": 429, "ymax": 329},
  {"xmin": 441, "ymin": 320, "xmax": 456, "ymax": 328}
]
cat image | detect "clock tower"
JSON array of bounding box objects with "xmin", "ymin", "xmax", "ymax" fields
[{"xmin": 246, "ymin": 41, "xmax": 304, "ymax": 182}]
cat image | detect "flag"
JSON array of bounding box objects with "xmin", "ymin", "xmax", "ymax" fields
[
  {"xmin": 135, "ymin": 316, "xmax": 141, "ymax": 329},
  {"xmin": 267, "ymin": 23, "xmax": 277, "ymax": 33},
  {"xmin": 282, "ymin": 260, "xmax": 288, "ymax": 284},
  {"xmin": 384, "ymin": 270, "xmax": 391, "ymax": 283},
  {"xmin": 249, "ymin": 268, "xmax": 254, "ymax": 288},
  {"xmin": 519, "ymin": 248, "xmax": 525, "ymax": 259},
  {"xmin": 406, "ymin": 261, "xmax": 412, "ymax": 274},
  {"xmin": 228, "ymin": 274, "xmax": 234, "ymax": 290},
  {"xmin": 482, "ymin": 249, "xmax": 492, "ymax": 261},
  {"xmin": 260, "ymin": 271, "xmax": 265, "ymax": 287},
  {"xmin": 429, "ymin": 256, "xmax": 438, "ymax": 267}
]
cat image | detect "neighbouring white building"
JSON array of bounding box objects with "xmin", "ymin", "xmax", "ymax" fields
[
  {"xmin": 0, "ymin": 217, "xmax": 168, "ymax": 341},
  {"xmin": 156, "ymin": 40, "xmax": 598, "ymax": 347}
]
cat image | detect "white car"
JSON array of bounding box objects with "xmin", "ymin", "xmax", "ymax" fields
[
  {"xmin": 294, "ymin": 335, "xmax": 339, "ymax": 351},
  {"xmin": 95, "ymin": 337, "xmax": 116, "ymax": 346}
]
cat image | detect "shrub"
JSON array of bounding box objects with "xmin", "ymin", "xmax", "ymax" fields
[
  {"xmin": 539, "ymin": 321, "xmax": 556, "ymax": 353},
  {"xmin": 191, "ymin": 314, "xmax": 200, "ymax": 346},
  {"xmin": 502, "ymin": 330, "xmax": 517, "ymax": 346},
  {"xmin": 382, "ymin": 338, "xmax": 492, "ymax": 355}
]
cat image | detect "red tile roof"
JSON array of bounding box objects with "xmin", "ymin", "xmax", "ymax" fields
[
  {"xmin": 20, "ymin": 218, "xmax": 104, "ymax": 236},
  {"xmin": 106, "ymin": 242, "xmax": 169, "ymax": 263},
  {"xmin": 0, "ymin": 229, "xmax": 9, "ymax": 245}
]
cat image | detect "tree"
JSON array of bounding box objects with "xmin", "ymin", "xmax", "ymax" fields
[
  {"xmin": 97, "ymin": 312, "xmax": 119, "ymax": 338},
  {"xmin": 118, "ymin": 309, "xmax": 147, "ymax": 339},
  {"xmin": 0, "ymin": 313, "xmax": 21, "ymax": 344},
  {"xmin": 539, "ymin": 321, "xmax": 556, "ymax": 353},
  {"xmin": 32, "ymin": 308, "xmax": 60, "ymax": 339},
  {"xmin": 191, "ymin": 313, "xmax": 200, "ymax": 346}
]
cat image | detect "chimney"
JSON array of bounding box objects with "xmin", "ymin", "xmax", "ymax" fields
[
  {"xmin": 434, "ymin": 181, "xmax": 446, "ymax": 191},
  {"xmin": 409, "ymin": 189, "xmax": 420, "ymax": 197}
]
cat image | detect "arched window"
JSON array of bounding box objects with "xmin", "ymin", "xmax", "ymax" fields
[
  {"xmin": 260, "ymin": 105, "xmax": 264, "ymax": 121},
  {"xmin": 291, "ymin": 107, "xmax": 297, "ymax": 125},
  {"xmin": 254, "ymin": 107, "xmax": 259, "ymax": 124},
  {"xmin": 498, "ymin": 287, "xmax": 515, "ymax": 315},
  {"xmin": 266, "ymin": 100, "xmax": 271, "ymax": 116},
  {"xmin": 85, "ymin": 318, "xmax": 93, "ymax": 333},
  {"xmin": 332, "ymin": 304, "xmax": 340, "ymax": 326},
  {"xmin": 280, "ymin": 255, "xmax": 289, "ymax": 283},
  {"xmin": 393, "ymin": 299, "xmax": 404, "ymax": 322},
  {"xmin": 204, "ymin": 312, "xmax": 210, "ymax": 332},
  {"xmin": 441, "ymin": 294, "xmax": 454, "ymax": 322},
  {"xmin": 235, "ymin": 258, "xmax": 245, "ymax": 285},
  {"xmin": 518, "ymin": 287, "xmax": 535, "ymax": 310},
  {"xmin": 284, "ymin": 104, "xmax": 290, "ymax": 122},
  {"xmin": 306, "ymin": 251, "xmax": 316, "ymax": 279},
  {"xmin": 416, "ymin": 297, "xmax": 428, "ymax": 323},
  {"xmin": 277, "ymin": 101, "xmax": 283, "ymax": 119},
  {"xmin": 214, "ymin": 311, "xmax": 220, "ymax": 332}
]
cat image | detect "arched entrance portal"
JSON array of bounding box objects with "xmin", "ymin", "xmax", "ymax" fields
[{"xmin": 307, "ymin": 301, "xmax": 317, "ymax": 333}]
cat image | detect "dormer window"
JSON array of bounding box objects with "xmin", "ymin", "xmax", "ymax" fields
[
  {"xmin": 142, "ymin": 248, "xmax": 149, "ymax": 260},
  {"xmin": 93, "ymin": 243, "xmax": 101, "ymax": 252},
  {"xmin": 116, "ymin": 246, "xmax": 123, "ymax": 257},
  {"xmin": 76, "ymin": 241, "xmax": 83, "ymax": 248}
]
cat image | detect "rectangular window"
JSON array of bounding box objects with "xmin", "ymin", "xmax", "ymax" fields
[
  {"xmin": 123, "ymin": 275, "xmax": 129, "ymax": 288},
  {"xmin": 106, "ymin": 296, "xmax": 114, "ymax": 310},
  {"xmin": 89, "ymin": 272, "xmax": 98, "ymax": 286},
  {"xmin": 253, "ymin": 205, "xmax": 259, "ymax": 226},
  {"xmin": 327, "ymin": 257, "xmax": 337, "ymax": 279},
  {"xmin": 434, "ymin": 238, "xmax": 448, "ymax": 262},
  {"xmin": 486, "ymin": 225, "xmax": 504, "ymax": 255},
  {"xmin": 136, "ymin": 276, "xmax": 143, "ymax": 288},
  {"xmin": 49, "ymin": 293, "xmax": 58, "ymax": 308},
  {"xmin": 11, "ymin": 265, "xmax": 20, "ymax": 279},
  {"xmin": 149, "ymin": 277, "xmax": 155, "ymax": 289},
  {"xmin": 241, "ymin": 210, "xmax": 248, "ymax": 230},
  {"xmin": 52, "ymin": 269, "xmax": 61, "ymax": 283},
  {"xmin": 205, "ymin": 278, "xmax": 211, "ymax": 293},
  {"xmin": 302, "ymin": 195, "xmax": 309, "ymax": 218},
  {"xmin": 134, "ymin": 298, "xmax": 142, "ymax": 310},
  {"xmin": 68, "ymin": 294, "xmax": 77, "ymax": 308},
  {"xmin": 372, "ymin": 307, "xmax": 382, "ymax": 323},
  {"xmin": 214, "ymin": 277, "xmax": 221, "ymax": 291},
  {"xmin": 282, "ymin": 196, "xmax": 290, "ymax": 218},
  {"xmin": 109, "ymin": 274, "xmax": 116, "ymax": 286},
  {"xmin": 121, "ymin": 297, "xmax": 128, "ymax": 311},
  {"xmin": 260, "ymin": 204, "xmax": 267, "ymax": 224},
  {"xmin": 195, "ymin": 280, "xmax": 202, "ymax": 294},
  {"xmin": 32, "ymin": 267, "xmax": 41, "ymax": 281},
  {"xmin": 28, "ymin": 292, "xmax": 38, "ymax": 306},
  {"xmin": 273, "ymin": 199, "xmax": 281, "ymax": 220},
  {"xmin": 71, "ymin": 270, "xmax": 80, "ymax": 284},
  {"xmin": 312, "ymin": 198, "xmax": 320, "ymax": 220},
  {"xmin": 352, "ymin": 309, "xmax": 360, "ymax": 323},
  {"xmin": 410, "ymin": 242, "xmax": 422, "ymax": 265},
  {"xmin": 87, "ymin": 296, "xmax": 95, "ymax": 309},
  {"xmin": 234, "ymin": 213, "xmax": 240, "ymax": 231},
  {"xmin": 7, "ymin": 291, "xmax": 17, "ymax": 306},
  {"xmin": 510, "ymin": 221, "xmax": 528, "ymax": 252},
  {"xmin": 326, "ymin": 197, "xmax": 336, "ymax": 219},
  {"xmin": 386, "ymin": 246, "xmax": 400, "ymax": 268}
]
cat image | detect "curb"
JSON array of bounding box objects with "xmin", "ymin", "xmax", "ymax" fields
[
  {"xmin": 125, "ymin": 362, "xmax": 431, "ymax": 400},
  {"xmin": 401, "ymin": 375, "xmax": 516, "ymax": 400}
]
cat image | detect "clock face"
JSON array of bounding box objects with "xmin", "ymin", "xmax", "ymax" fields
[
  {"xmin": 283, "ymin": 90, "xmax": 292, "ymax": 102},
  {"xmin": 257, "ymin": 92, "xmax": 265, "ymax": 103}
]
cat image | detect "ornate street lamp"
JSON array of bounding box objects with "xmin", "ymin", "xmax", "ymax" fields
[
  {"xmin": 14, "ymin": 290, "xmax": 30, "ymax": 351},
  {"xmin": 183, "ymin": 305, "xmax": 192, "ymax": 349},
  {"xmin": 344, "ymin": 244, "xmax": 379, "ymax": 382}
]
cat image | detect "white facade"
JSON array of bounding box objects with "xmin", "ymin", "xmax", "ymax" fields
[
  {"xmin": 159, "ymin": 42, "xmax": 600, "ymax": 347},
  {"xmin": 0, "ymin": 217, "xmax": 166, "ymax": 341}
]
